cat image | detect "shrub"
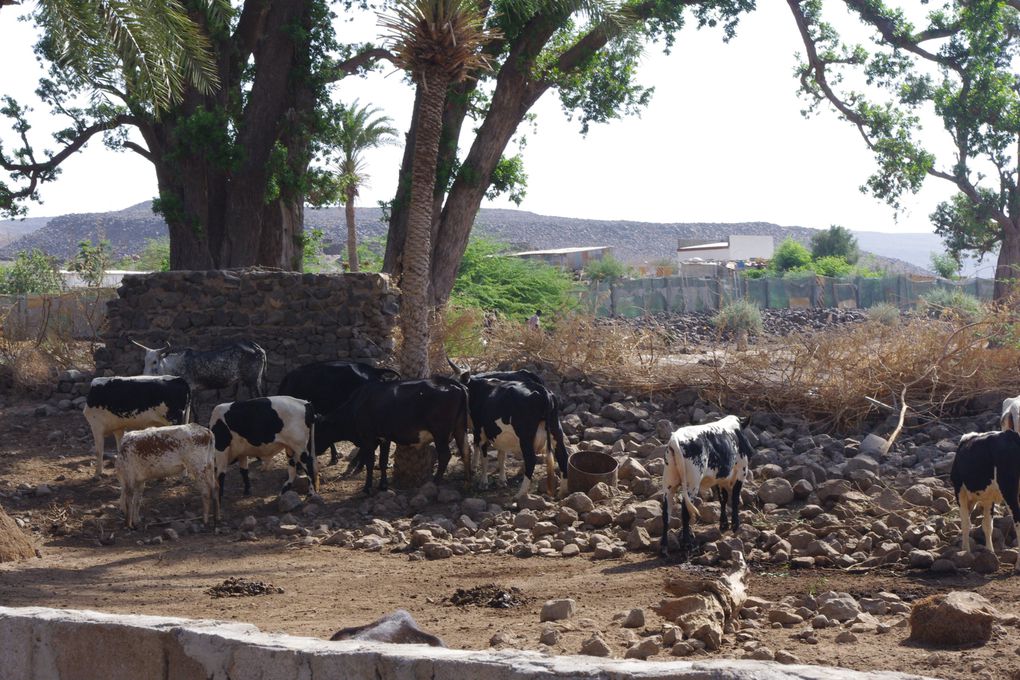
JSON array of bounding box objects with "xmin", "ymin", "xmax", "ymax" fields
[
  {"xmin": 868, "ymin": 302, "xmax": 901, "ymax": 326},
  {"xmin": 811, "ymin": 255, "xmax": 854, "ymax": 278},
  {"xmin": 811, "ymin": 225, "xmax": 859, "ymax": 264},
  {"xmin": 0, "ymin": 249, "xmax": 63, "ymax": 294},
  {"xmin": 920, "ymin": 287, "xmax": 983, "ymax": 319},
  {"xmin": 584, "ymin": 254, "xmax": 628, "ymax": 283},
  {"xmin": 713, "ymin": 300, "xmax": 763, "ymax": 335},
  {"xmin": 930, "ymin": 251, "xmax": 961, "ymax": 279},
  {"xmin": 770, "ymin": 238, "xmax": 812, "ymax": 273},
  {"xmin": 743, "ymin": 268, "xmax": 767, "ymax": 279},
  {"xmin": 67, "ymin": 240, "xmax": 111, "ymax": 287}
]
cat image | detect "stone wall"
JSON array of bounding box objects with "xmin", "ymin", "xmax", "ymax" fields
[
  {"xmin": 0, "ymin": 607, "xmax": 930, "ymax": 680},
  {"xmin": 94, "ymin": 270, "xmax": 399, "ymax": 411}
]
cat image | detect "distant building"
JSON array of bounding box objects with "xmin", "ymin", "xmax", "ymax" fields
[
  {"xmin": 676, "ymin": 235, "xmax": 774, "ymax": 265},
  {"xmin": 58, "ymin": 270, "xmax": 144, "ymax": 289},
  {"xmin": 508, "ymin": 246, "xmax": 612, "ymax": 271}
]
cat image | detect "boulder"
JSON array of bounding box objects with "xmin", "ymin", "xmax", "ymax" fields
[
  {"xmin": 816, "ymin": 479, "xmax": 852, "ymax": 503},
  {"xmin": 622, "ymin": 608, "xmax": 645, "ymax": 628},
  {"xmin": 757, "ymin": 478, "xmax": 794, "ymax": 506},
  {"xmin": 563, "ymin": 492, "xmax": 595, "ymax": 514},
  {"xmin": 580, "ymin": 633, "xmax": 612, "ymax": 657},
  {"xmin": 584, "ymin": 427, "xmax": 624, "ymax": 444},
  {"xmin": 540, "ymin": 599, "xmax": 576, "ymax": 622},
  {"xmin": 624, "ymin": 638, "xmax": 661, "ymax": 659},
  {"xmin": 908, "ymin": 591, "xmax": 1000, "ymax": 647},
  {"xmin": 817, "ymin": 592, "xmax": 862, "ymax": 622},
  {"xmin": 902, "ymin": 484, "xmax": 934, "ymax": 507},
  {"xmin": 859, "ymin": 433, "xmax": 888, "ymax": 457}
]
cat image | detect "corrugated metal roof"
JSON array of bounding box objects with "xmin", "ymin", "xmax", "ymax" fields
[
  {"xmin": 509, "ymin": 246, "xmax": 612, "ymax": 256},
  {"xmin": 676, "ymin": 242, "xmax": 728, "ymax": 251}
]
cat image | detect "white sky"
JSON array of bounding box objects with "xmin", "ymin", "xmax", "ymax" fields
[{"xmin": 0, "ymin": 2, "xmax": 958, "ymax": 236}]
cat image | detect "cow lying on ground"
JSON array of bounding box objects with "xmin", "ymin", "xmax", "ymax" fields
[
  {"xmin": 330, "ymin": 610, "xmax": 446, "ymax": 647},
  {"xmin": 951, "ymin": 429, "xmax": 1020, "ymax": 571},
  {"xmin": 210, "ymin": 396, "xmax": 316, "ymax": 500},
  {"xmin": 116, "ymin": 424, "xmax": 218, "ymax": 529},
  {"xmin": 133, "ymin": 339, "xmax": 267, "ymax": 397},
  {"xmin": 277, "ymin": 360, "xmax": 399, "ymax": 465},
  {"xmin": 453, "ymin": 369, "xmax": 568, "ymax": 497},
  {"xmin": 1001, "ymin": 396, "xmax": 1020, "ymax": 432},
  {"xmin": 83, "ymin": 376, "xmax": 191, "ymax": 478},
  {"xmin": 660, "ymin": 415, "xmax": 753, "ymax": 557},
  {"xmin": 317, "ymin": 377, "xmax": 469, "ymax": 494}
]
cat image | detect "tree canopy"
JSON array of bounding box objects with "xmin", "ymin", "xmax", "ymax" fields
[
  {"xmin": 810, "ymin": 224, "xmax": 859, "ymax": 263},
  {"xmin": 787, "ymin": 0, "xmax": 1020, "ymax": 300}
]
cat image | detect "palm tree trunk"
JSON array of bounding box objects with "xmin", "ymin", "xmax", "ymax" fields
[{"xmin": 345, "ymin": 191, "xmax": 359, "ymax": 273}]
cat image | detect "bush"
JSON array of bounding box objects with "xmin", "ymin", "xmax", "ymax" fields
[
  {"xmin": 810, "ymin": 255, "xmax": 854, "ymax": 278},
  {"xmin": 713, "ymin": 300, "xmax": 763, "ymax": 335},
  {"xmin": 743, "ymin": 268, "xmax": 767, "ymax": 279},
  {"xmin": 930, "ymin": 251, "xmax": 960, "ymax": 279},
  {"xmin": 584, "ymin": 255, "xmax": 628, "ymax": 283},
  {"xmin": 451, "ymin": 237, "xmax": 576, "ymax": 318},
  {"xmin": 811, "ymin": 225, "xmax": 859, "ymax": 264},
  {"xmin": 770, "ymin": 239, "xmax": 812, "ymax": 273},
  {"xmin": 920, "ymin": 287, "xmax": 983, "ymax": 319},
  {"xmin": 67, "ymin": 240, "xmax": 111, "ymax": 287},
  {"xmin": 0, "ymin": 250, "xmax": 63, "ymax": 294},
  {"xmin": 868, "ymin": 302, "xmax": 901, "ymax": 326}
]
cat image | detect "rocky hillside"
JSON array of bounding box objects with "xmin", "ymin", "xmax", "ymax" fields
[{"xmin": 0, "ymin": 202, "xmax": 931, "ymax": 275}]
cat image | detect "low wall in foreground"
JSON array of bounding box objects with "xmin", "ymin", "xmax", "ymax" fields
[{"xmin": 0, "ymin": 607, "xmax": 932, "ymax": 680}]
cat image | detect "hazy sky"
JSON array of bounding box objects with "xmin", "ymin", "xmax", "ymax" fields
[{"xmin": 0, "ymin": 2, "xmax": 957, "ymax": 237}]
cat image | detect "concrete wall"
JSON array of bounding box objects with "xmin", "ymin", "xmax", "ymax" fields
[
  {"xmin": 729, "ymin": 235, "xmax": 774, "ymax": 261},
  {"xmin": 0, "ymin": 607, "xmax": 932, "ymax": 680},
  {"xmin": 94, "ymin": 269, "xmax": 399, "ymax": 406}
]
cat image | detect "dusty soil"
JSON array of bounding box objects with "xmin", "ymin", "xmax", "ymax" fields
[{"xmin": 1, "ymin": 399, "xmax": 1019, "ymax": 680}]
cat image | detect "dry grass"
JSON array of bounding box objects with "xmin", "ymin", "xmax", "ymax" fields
[
  {"xmin": 0, "ymin": 334, "xmax": 94, "ymax": 395},
  {"xmin": 479, "ymin": 310, "xmax": 1020, "ymax": 431}
]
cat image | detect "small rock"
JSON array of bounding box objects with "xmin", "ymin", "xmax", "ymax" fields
[
  {"xmin": 859, "ymin": 434, "xmax": 887, "ymax": 457},
  {"xmin": 835, "ymin": 631, "xmax": 858, "ymax": 644},
  {"xmin": 588, "ymin": 482, "xmax": 613, "ymax": 502},
  {"xmin": 622, "ymin": 608, "xmax": 645, "ymax": 628},
  {"xmin": 541, "ymin": 599, "xmax": 576, "ymax": 622},
  {"xmin": 580, "ymin": 633, "xmax": 611, "ymax": 657},
  {"xmin": 973, "ymin": 550, "xmax": 1000, "ymax": 575},
  {"xmin": 775, "ymin": 650, "xmax": 799, "ymax": 664},
  {"xmin": 909, "ymin": 591, "xmax": 1000, "ymax": 647},
  {"xmin": 278, "ymin": 491, "xmax": 302, "ymax": 513},
  {"xmin": 903, "ymin": 484, "xmax": 934, "ymax": 507},
  {"xmin": 34, "ymin": 484, "xmax": 52, "ymax": 497},
  {"xmin": 757, "ymin": 478, "xmax": 795, "ymax": 506},
  {"xmin": 624, "ymin": 638, "xmax": 660, "ymax": 659},
  {"xmin": 423, "ymin": 542, "xmax": 453, "ymax": 560},
  {"xmin": 161, "ymin": 528, "xmax": 179, "ymax": 542},
  {"xmin": 561, "ymin": 544, "xmax": 580, "ymax": 558},
  {"xmin": 563, "ymin": 492, "xmax": 595, "ymax": 514},
  {"xmin": 540, "ymin": 627, "xmax": 559, "ymax": 646},
  {"xmin": 239, "ymin": 515, "xmax": 258, "ymax": 532}
]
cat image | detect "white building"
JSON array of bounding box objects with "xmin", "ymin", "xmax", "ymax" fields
[{"xmin": 676, "ymin": 235, "xmax": 774, "ymax": 264}]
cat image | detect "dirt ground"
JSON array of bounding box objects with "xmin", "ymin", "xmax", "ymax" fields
[{"xmin": 1, "ymin": 399, "xmax": 1018, "ymax": 680}]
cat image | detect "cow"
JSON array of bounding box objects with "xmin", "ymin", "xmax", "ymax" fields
[
  {"xmin": 330, "ymin": 610, "xmax": 446, "ymax": 647},
  {"xmin": 951, "ymin": 430, "xmax": 1020, "ymax": 570},
  {"xmin": 132, "ymin": 339, "xmax": 266, "ymax": 397},
  {"xmin": 83, "ymin": 375, "xmax": 191, "ymax": 478},
  {"xmin": 209, "ymin": 396, "xmax": 317, "ymax": 500},
  {"xmin": 455, "ymin": 372, "xmax": 568, "ymax": 497},
  {"xmin": 277, "ymin": 360, "xmax": 399, "ymax": 465},
  {"xmin": 317, "ymin": 377, "xmax": 470, "ymax": 494},
  {"xmin": 1001, "ymin": 396, "xmax": 1020, "ymax": 432},
  {"xmin": 660, "ymin": 415, "xmax": 753, "ymax": 557},
  {"xmin": 116, "ymin": 424, "xmax": 218, "ymax": 529}
]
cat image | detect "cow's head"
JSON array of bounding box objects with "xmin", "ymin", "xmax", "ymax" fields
[
  {"xmin": 131, "ymin": 339, "xmax": 171, "ymax": 375},
  {"xmin": 447, "ymin": 358, "xmax": 471, "ymax": 384}
]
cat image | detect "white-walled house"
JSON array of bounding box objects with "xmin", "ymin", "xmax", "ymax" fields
[{"xmin": 676, "ymin": 235, "xmax": 774, "ymax": 265}]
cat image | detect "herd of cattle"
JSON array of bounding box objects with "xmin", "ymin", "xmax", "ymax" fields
[{"xmin": 78, "ymin": 339, "xmax": 1020, "ymax": 566}]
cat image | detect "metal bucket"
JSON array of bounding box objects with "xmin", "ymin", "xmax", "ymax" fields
[{"xmin": 567, "ymin": 450, "xmax": 618, "ymax": 495}]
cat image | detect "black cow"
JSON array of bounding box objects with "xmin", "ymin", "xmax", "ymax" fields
[
  {"xmin": 457, "ymin": 374, "xmax": 569, "ymax": 497},
  {"xmin": 660, "ymin": 415, "xmax": 753, "ymax": 557},
  {"xmin": 83, "ymin": 375, "xmax": 191, "ymax": 478},
  {"xmin": 277, "ymin": 360, "xmax": 399, "ymax": 465},
  {"xmin": 134, "ymin": 339, "xmax": 267, "ymax": 397},
  {"xmin": 210, "ymin": 395, "xmax": 317, "ymax": 499},
  {"xmin": 317, "ymin": 377, "xmax": 470, "ymax": 494},
  {"xmin": 951, "ymin": 430, "xmax": 1020, "ymax": 571}
]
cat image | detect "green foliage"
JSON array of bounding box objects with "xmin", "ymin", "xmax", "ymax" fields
[
  {"xmin": 0, "ymin": 249, "xmax": 63, "ymax": 294},
  {"xmin": 713, "ymin": 300, "xmax": 763, "ymax": 335},
  {"xmin": 67, "ymin": 239, "xmax": 111, "ymax": 287},
  {"xmin": 920, "ymin": 287, "xmax": 983, "ymax": 319},
  {"xmin": 743, "ymin": 268, "xmax": 768, "ymax": 279},
  {"xmin": 930, "ymin": 251, "xmax": 962, "ymax": 279},
  {"xmin": 770, "ymin": 238, "xmax": 812, "ymax": 273},
  {"xmin": 867, "ymin": 302, "xmax": 901, "ymax": 326},
  {"xmin": 584, "ymin": 254, "xmax": 628, "ymax": 283},
  {"xmin": 356, "ymin": 236, "xmax": 386, "ymax": 273},
  {"xmin": 301, "ymin": 227, "xmax": 327, "ymax": 272},
  {"xmin": 450, "ymin": 237, "xmax": 576, "ymax": 318},
  {"xmin": 811, "ymin": 225, "xmax": 859, "ymax": 264},
  {"xmin": 114, "ymin": 238, "xmax": 170, "ymax": 272},
  {"xmin": 808, "ymin": 255, "xmax": 854, "ymax": 278}
]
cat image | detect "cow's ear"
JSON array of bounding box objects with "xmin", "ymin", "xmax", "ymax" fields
[
  {"xmin": 738, "ymin": 415, "xmax": 750, "ymax": 427},
  {"xmin": 459, "ymin": 370, "xmax": 471, "ymax": 384}
]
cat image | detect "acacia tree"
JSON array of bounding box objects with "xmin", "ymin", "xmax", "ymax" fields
[
  {"xmin": 811, "ymin": 224, "xmax": 859, "ymax": 263},
  {"xmin": 786, "ymin": 0, "xmax": 1020, "ymax": 300},
  {"xmin": 1, "ymin": 0, "xmax": 387, "ymax": 270},
  {"xmin": 381, "ymin": 0, "xmax": 496, "ymax": 378},
  {"xmin": 382, "ymin": 0, "xmax": 755, "ymax": 307}
]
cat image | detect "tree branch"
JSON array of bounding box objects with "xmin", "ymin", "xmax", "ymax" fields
[
  {"xmin": 122, "ymin": 140, "xmax": 153, "ymax": 162},
  {"xmin": 1, "ymin": 114, "xmax": 138, "ymax": 174},
  {"xmin": 841, "ymin": 0, "xmax": 959, "ymax": 71}
]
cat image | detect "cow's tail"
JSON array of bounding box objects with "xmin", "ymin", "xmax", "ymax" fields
[
  {"xmin": 669, "ymin": 439, "xmax": 701, "ymax": 521},
  {"xmin": 246, "ymin": 340, "xmax": 268, "ymax": 397},
  {"xmin": 735, "ymin": 426, "xmax": 755, "ymax": 483},
  {"xmin": 545, "ymin": 393, "xmax": 569, "ymax": 476},
  {"xmin": 304, "ymin": 402, "xmax": 319, "ymax": 493}
]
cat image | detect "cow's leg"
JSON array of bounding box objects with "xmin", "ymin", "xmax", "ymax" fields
[
  {"xmin": 959, "ymin": 491, "xmax": 972, "ymax": 553},
  {"xmin": 982, "ymin": 500, "xmax": 995, "ymax": 552},
  {"xmin": 434, "ymin": 437, "xmax": 453, "ymax": 484},
  {"xmin": 239, "ymin": 456, "xmax": 252, "ymax": 496},
  {"xmin": 113, "ymin": 429, "xmax": 124, "ymax": 452},
  {"xmin": 362, "ymin": 443, "xmax": 378, "ymax": 494},
  {"xmin": 474, "ymin": 441, "xmax": 489, "ymax": 490},
  {"xmin": 680, "ymin": 498, "xmax": 696, "ymax": 551},
  {"xmin": 516, "ymin": 439, "xmax": 538, "ymax": 498},
  {"xmin": 717, "ymin": 486, "xmax": 730, "ymax": 532},
  {"xmin": 1003, "ymin": 485, "xmax": 1020, "ymax": 572},
  {"xmin": 378, "ymin": 442, "xmax": 391, "ymax": 492},
  {"xmin": 218, "ymin": 471, "xmax": 227, "ymax": 500},
  {"xmin": 121, "ymin": 484, "xmax": 135, "ymax": 528},
  {"xmin": 329, "ymin": 443, "xmax": 341, "ymax": 467},
  {"xmin": 129, "ymin": 482, "xmax": 145, "ymax": 529},
  {"xmin": 454, "ymin": 427, "xmax": 470, "ymax": 488},
  {"xmin": 660, "ymin": 488, "xmax": 679, "ymax": 557},
  {"xmin": 496, "ymin": 449, "xmax": 508, "ymax": 487},
  {"xmin": 730, "ymin": 479, "xmax": 743, "ymax": 533},
  {"xmin": 90, "ymin": 422, "xmax": 106, "ymax": 478},
  {"xmin": 282, "ymin": 449, "xmax": 300, "ymax": 494}
]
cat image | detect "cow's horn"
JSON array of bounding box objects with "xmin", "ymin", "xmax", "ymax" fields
[{"xmin": 130, "ymin": 338, "xmax": 153, "ymax": 351}]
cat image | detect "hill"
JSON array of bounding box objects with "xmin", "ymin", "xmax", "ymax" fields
[{"xmin": 0, "ymin": 202, "xmax": 944, "ymax": 275}]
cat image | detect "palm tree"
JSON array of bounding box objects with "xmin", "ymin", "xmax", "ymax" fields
[
  {"xmin": 380, "ymin": 0, "xmax": 496, "ymax": 378},
  {"xmin": 19, "ymin": 0, "xmax": 219, "ymax": 111},
  {"xmin": 332, "ymin": 101, "xmax": 397, "ymax": 272}
]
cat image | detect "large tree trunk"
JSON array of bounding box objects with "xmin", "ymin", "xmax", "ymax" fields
[
  {"xmin": 345, "ymin": 192, "xmax": 359, "ymax": 272},
  {"xmin": 0, "ymin": 505, "xmax": 35, "ymax": 563},
  {"xmin": 994, "ymin": 226, "xmax": 1020, "ymax": 302}
]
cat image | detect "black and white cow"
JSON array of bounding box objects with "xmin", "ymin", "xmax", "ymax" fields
[
  {"xmin": 457, "ymin": 374, "xmax": 569, "ymax": 497},
  {"xmin": 277, "ymin": 360, "xmax": 399, "ymax": 465},
  {"xmin": 133, "ymin": 339, "xmax": 266, "ymax": 397},
  {"xmin": 83, "ymin": 375, "xmax": 191, "ymax": 478},
  {"xmin": 209, "ymin": 396, "xmax": 317, "ymax": 500},
  {"xmin": 951, "ymin": 429, "xmax": 1020, "ymax": 571},
  {"xmin": 317, "ymin": 377, "xmax": 470, "ymax": 494},
  {"xmin": 1001, "ymin": 396, "xmax": 1020, "ymax": 432},
  {"xmin": 660, "ymin": 415, "xmax": 753, "ymax": 557}
]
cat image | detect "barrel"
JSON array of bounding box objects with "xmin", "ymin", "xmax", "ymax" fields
[{"xmin": 567, "ymin": 450, "xmax": 618, "ymax": 495}]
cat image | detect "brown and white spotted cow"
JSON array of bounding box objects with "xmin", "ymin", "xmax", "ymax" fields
[{"xmin": 116, "ymin": 423, "xmax": 218, "ymax": 529}]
